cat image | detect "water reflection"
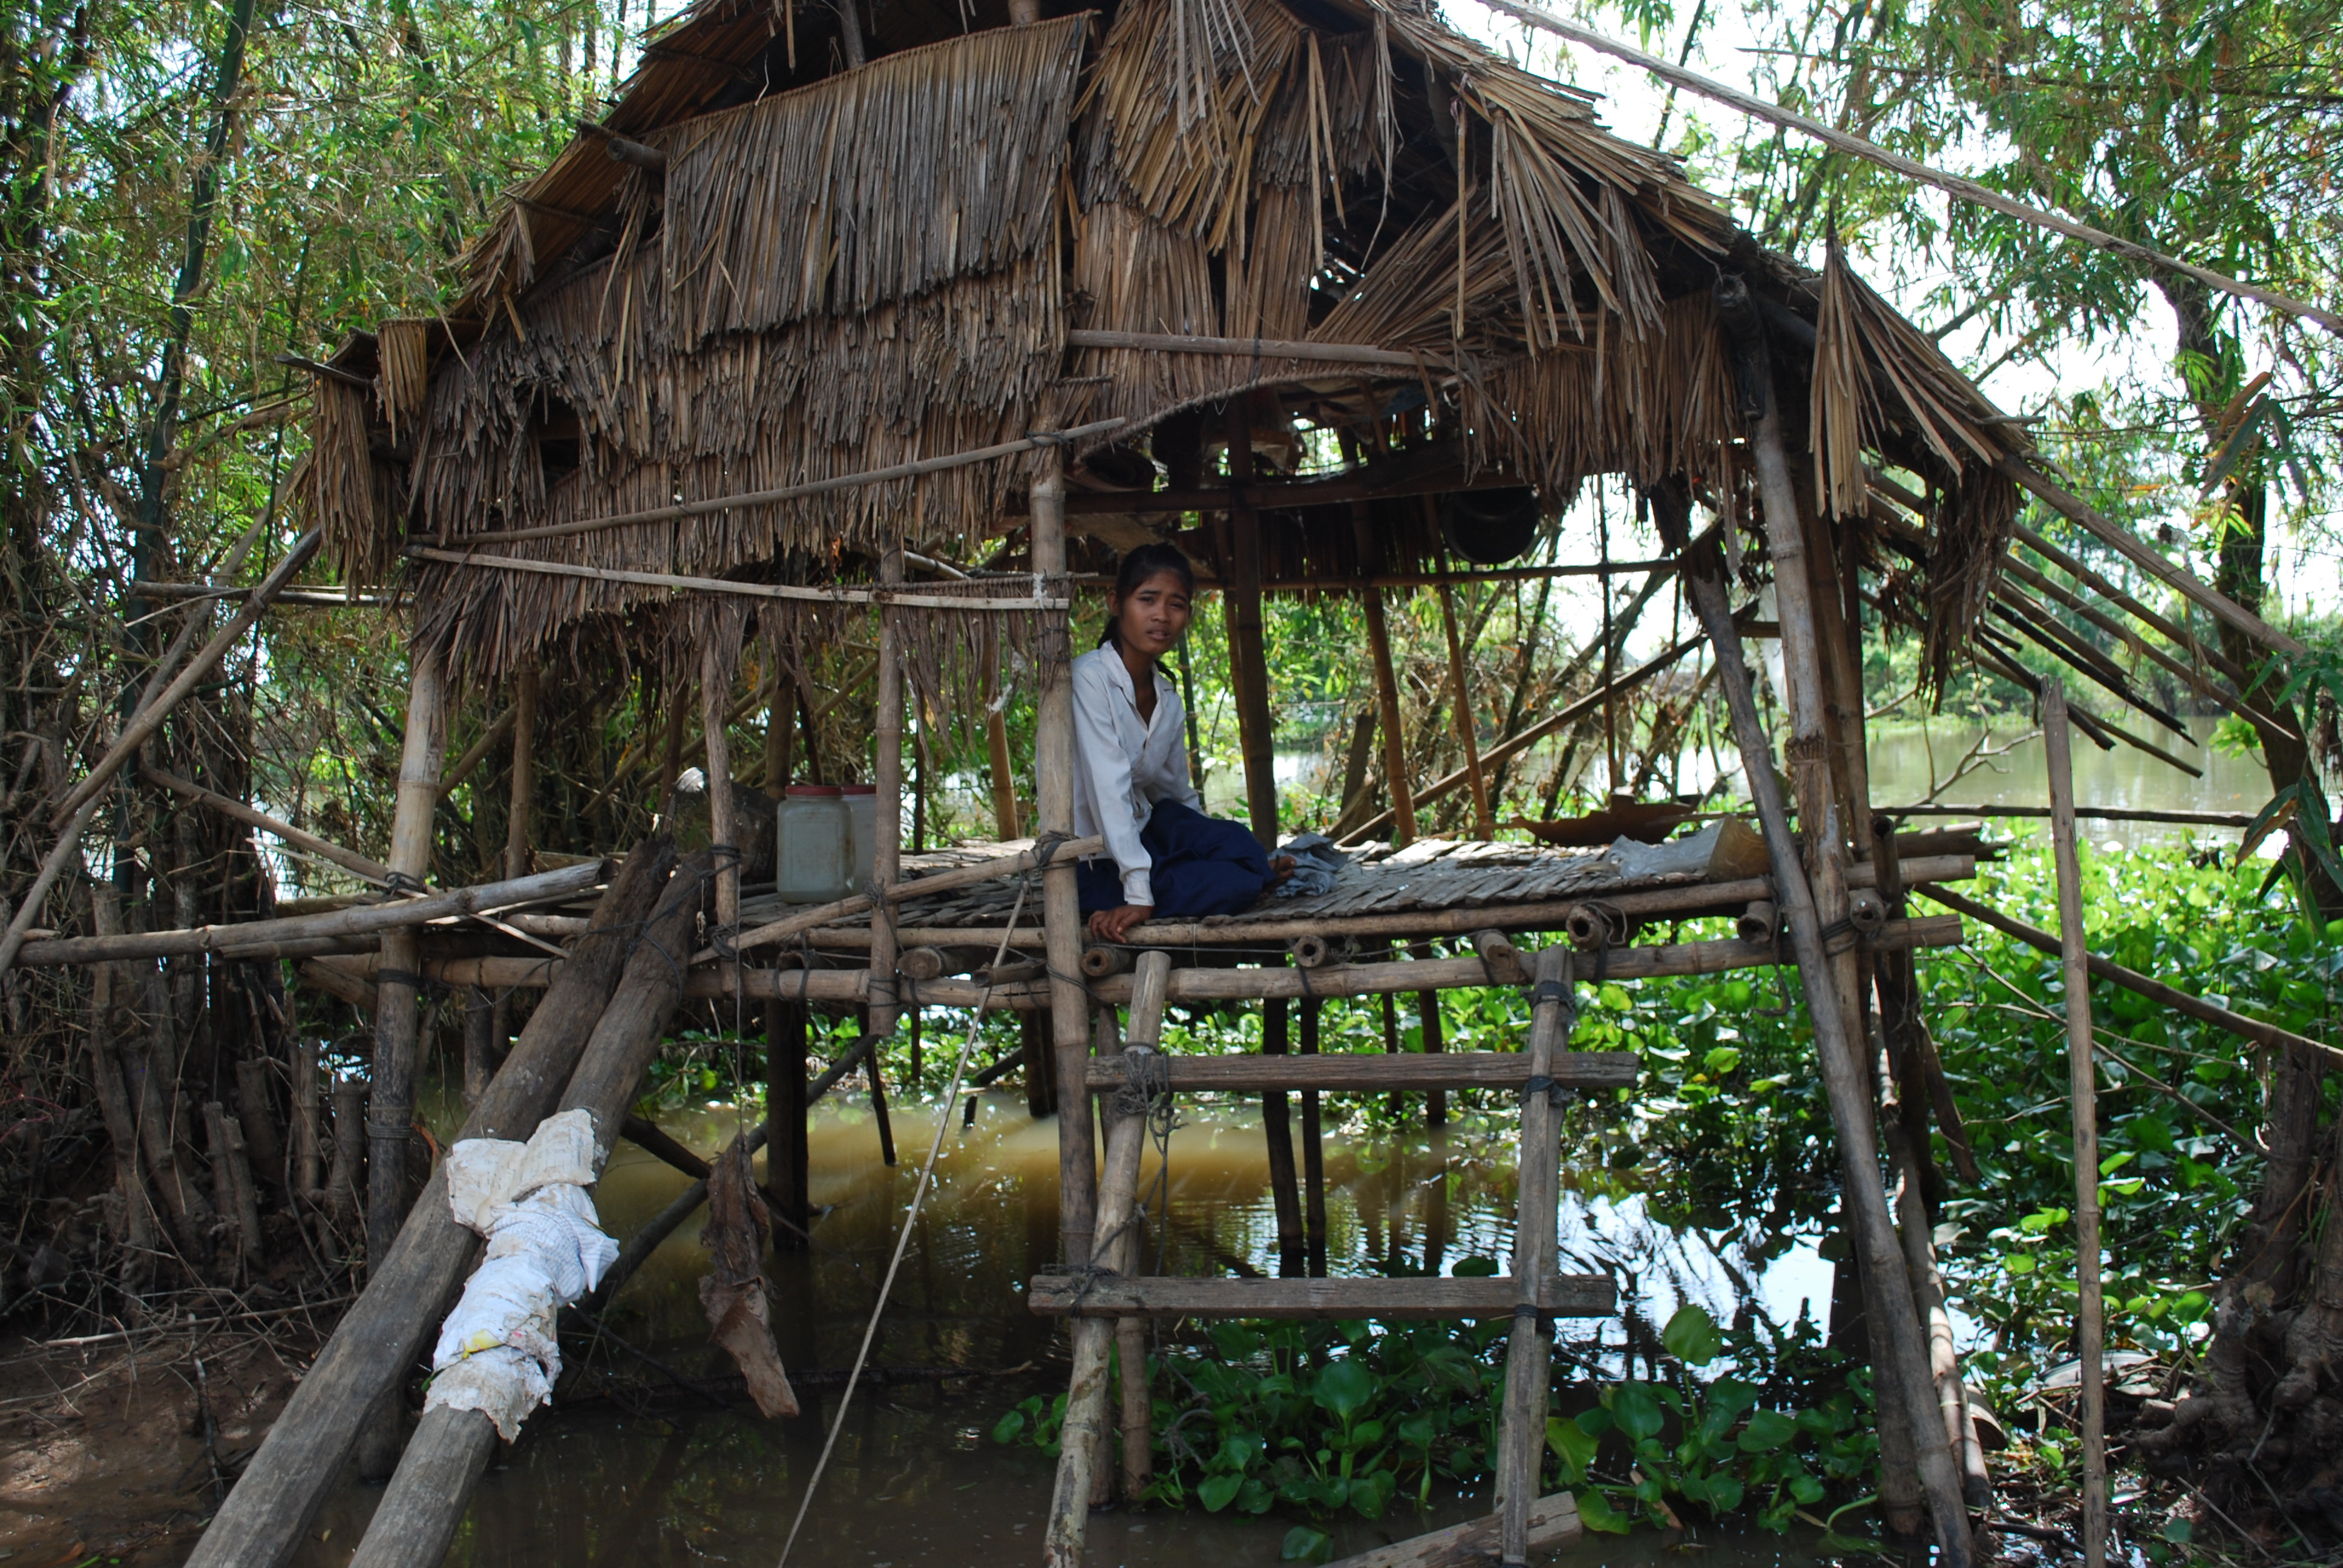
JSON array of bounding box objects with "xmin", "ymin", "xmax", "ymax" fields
[{"xmin": 301, "ymin": 1091, "xmax": 1842, "ymax": 1566}]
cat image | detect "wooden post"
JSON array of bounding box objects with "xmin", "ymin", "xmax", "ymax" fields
[
  {"xmin": 1676, "ymin": 501, "xmax": 1974, "ymax": 1568},
  {"xmin": 1118, "ymin": 1316, "xmax": 1151, "ymax": 1501},
  {"xmin": 1033, "ymin": 456, "xmax": 1095, "ymax": 1263},
  {"xmin": 1353, "ymin": 503, "xmax": 1418, "ymax": 844},
  {"xmin": 1262, "ymin": 996, "xmax": 1304, "ymax": 1275},
  {"xmin": 2045, "ymin": 680, "xmax": 2106, "ymax": 1568},
  {"xmin": 983, "ymin": 617, "xmax": 1021, "ymax": 838},
  {"xmin": 1496, "ymin": 946, "xmax": 1573, "ymax": 1565},
  {"xmin": 1300, "ymin": 997, "xmax": 1327, "ymax": 1275},
  {"xmin": 367, "ymin": 645, "xmax": 445, "ymax": 1260},
  {"xmin": 1435, "ymin": 580, "xmax": 1494, "ymax": 840},
  {"xmin": 869, "ymin": 552, "xmax": 903, "ymax": 1042},
  {"xmin": 658, "ymin": 672, "xmax": 687, "ymax": 803},
  {"xmin": 1043, "ymin": 952, "xmax": 1171, "ymax": 1568},
  {"xmin": 1415, "ymin": 975, "xmax": 1446, "ymax": 1129},
  {"xmin": 1225, "ymin": 399, "xmax": 1280, "ymax": 851}
]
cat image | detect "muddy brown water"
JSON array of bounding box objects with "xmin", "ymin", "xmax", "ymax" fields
[{"xmin": 290, "ymin": 1089, "xmax": 1843, "ymax": 1567}]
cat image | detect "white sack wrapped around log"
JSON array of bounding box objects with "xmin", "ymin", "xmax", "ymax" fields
[{"xmin": 423, "ymin": 1108, "xmax": 619, "ymax": 1440}]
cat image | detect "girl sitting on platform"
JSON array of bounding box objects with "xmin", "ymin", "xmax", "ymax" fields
[{"xmin": 1073, "ymin": 543, "xmax": 1292, "ymax": 942}]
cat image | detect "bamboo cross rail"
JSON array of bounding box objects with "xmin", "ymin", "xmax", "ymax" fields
[
  {"xmin": 1889, "ymin": 803, "xmax": 2257, "ymax": 828},
  {"xmin": 13, "ymin": 860, "xmax": 607, "ymax": 967},
  {"xmin": 132, "ymin": 580, "xmax": 392, "ymax": 607},
  {"xmin": 407, "ymin": 547, "xmax": 1075, "ymax": 612},
  {"xmin": 1065, "ymin": 328, "xmax": 1450, "ymax": 368},
  {"xmin": 392, "ymin": 916, "xmax": 1962, "ymax": 1005}
]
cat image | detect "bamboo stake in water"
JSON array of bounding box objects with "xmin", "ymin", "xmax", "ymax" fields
[{"xmin": 2042, "ymin": 679, "xmax": 2106, "ymax": 1568}]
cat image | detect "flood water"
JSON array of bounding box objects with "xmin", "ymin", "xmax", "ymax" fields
[{"xmin": 298, "ymin": 1090, "xmax": 1841, "ymax": 1567}]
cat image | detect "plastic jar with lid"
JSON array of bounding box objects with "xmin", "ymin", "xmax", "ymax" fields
[
  {"xmin": 839, "ymin": 783, "xmax": 880, "ymax": 893},
  {"xmin": 776, "ymin": 785, "xmax": 851, "ymax": 904}
]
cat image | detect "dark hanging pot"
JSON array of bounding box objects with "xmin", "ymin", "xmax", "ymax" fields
[{"xmin": 1440, "ymin": 486, "xmax": 1541, "ymax": 564}]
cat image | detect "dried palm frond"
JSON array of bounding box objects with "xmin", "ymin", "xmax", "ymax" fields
[{"xmin": 375, "ymin": 320, "xmax": 433, "ymax": 443}]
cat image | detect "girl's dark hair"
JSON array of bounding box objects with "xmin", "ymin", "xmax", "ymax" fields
[{"xmin": 1099, "ymin": 543, "xmax": 1196, "ymax": 647}]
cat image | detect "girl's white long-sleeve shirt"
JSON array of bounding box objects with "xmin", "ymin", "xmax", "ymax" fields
[{"xmin": 1070, "ymin": 644, "xmax": 1204, "ymax": 907}]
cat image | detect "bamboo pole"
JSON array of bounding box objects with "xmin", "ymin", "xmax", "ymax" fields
[
  {"xmin": 1032, "ymin": 456, "xmax": 1096, "ymax": 1266},
  {"xmin": 1918, "ymin": 886, "xmax": 2343, "ymax": 1063},
  {"xmin": 2044, "ymin": 681, "xmax": 2106, "ymax": 1568},
  {"xmin": 181, "ymin": 840, "xmax": 676, "ymax": 1568},
  {"xmin": 367, "ymin": 646, "xmax": 445, "ymax": 1265},
  {"xmin": 1995, "ymin": 459, "xmax": 2308, "ymax": 656},
  {"xmin": 1676, "ymin": 514, "xmax": 1975, "ymax": 1566},
  {"xmin": 1043, "ymin": 952, "xmax": 1172, "ymax": 1568},
  {"xmin": 143, "ymin": 764, "xmax": 393, "ymax": 884},
  {"xmin": 1436, "ymin": 580, "xmax": 1495, "ymax": 838},
  {"xmin": 869, "ymin": 549, "xmax": 905, "ymax": 1040},
  {"xmin": 408, "ymin": 547, "xmax": 1072, "ymax": 613},
  {"xmin": 1496, "ymin": 945, "xmax": 1573, "ymax": 1565},
  {"xmin": 2008, "ymin": 521, "xmax": 2255, "ymax": 689},
  {"xmin": 13, "ymin": 860, "xmax": 606, "ymax": 967},
  {"xmin": 433, "ymin": 419, "xmax": 1127, "ymax": 547},
  {"xmin": 1227, "ymin": 398, "xmax": 1281, "ymax": 851},
  {"xmin": 362, "ymin": 916, "xmax": 1959, "ymax": 1011},
  {"xmin": 1353, "ymin": 502, "xmax": 1419, "ymax": 846},
  {"xmin": 1475, "ymin": 0, "xmax": 2343, "ymax": 338},
  {"xmin": 434, "ymin": 703, "xmax": 517, "ymax": 797},
  {"xmin": 1065, "ymin": 328, "xmax": 1454, "ymax": 367}
]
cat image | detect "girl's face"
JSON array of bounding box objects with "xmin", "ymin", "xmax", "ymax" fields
[{"xmin": 1112, "ymin": 570, "xmax": 1193, "ymax": 659}]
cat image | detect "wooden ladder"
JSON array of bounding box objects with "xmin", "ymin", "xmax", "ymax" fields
[{"xmin": 1035, "ymin": 947, "xmax": 1607, "ymax": 1568}]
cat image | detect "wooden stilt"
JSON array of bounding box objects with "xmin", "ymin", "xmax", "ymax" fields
[
  {"xmin": 1435, "ymin": 578, "xmax": 1494, "ymax": 839},
  {"xmin": 2045, "ymin": 682, "xmax": 2106, "ymax": 1568},
  {"xmin": 1262, "ymin": 996, "xmax": 1304, "ymax": 1275},
  {"xmin": 1225, "ymin": 398, "xmax": 1280, "ymax": 851},
  {"xmin": 505, "ymin": 668, "xmax": 538, "ymax": 880},
  {"xmin": 765, "ymin": 999, "xmax": 809, "ymax": 1247},
  {"xmin": 1414, "ymin": 962, "xmax": 1446, "ymax": 1129},
  {"xmin": 869, "ymin": 548, "xmax": 904, "ymax": 1034},
  {"xmin": 1032, "ymin": 457, "xmax": 1096, "ymax": 1264},
  {"xmin": 1022, "ymin": 1008, "xmax": 1056, "ymax": 1117},
  {"xmin": 1495, "ymin": 946, "xmax": 1573, "ymax": 1565},
  {"xmin": 1043, "ymin": 953, "xmax": 1172, "ymax": 1568},
  {"xmin": 1354, "ymin": 503, "xmax": 1418, "ymax": 844},
  {"xmin": 762, "ymin": 633, "xmax": 795, "ymax": 799},
  {"xmin": 1300, "ymin": 997, "xmax": 1327, "ymax": 1275},
  {"xmin": 1673, "ymin": 468, "xmax": 1973, "ymax": 1567},
  {"xmin": 658, "ymin": 672, "xmax": 687, "ymax": 803}
]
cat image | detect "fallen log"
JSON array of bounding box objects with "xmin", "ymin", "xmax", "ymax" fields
[
  {"xmin": 15, "ymin": 860, "xmax": 607, "ymax": 966},
  {"xmin": 182, "ymin": 837, "xmax": 677, "ymax": 1568},
  {"xmin": 346, "ymin": 849, "xmax": 711, "ymax": 1568},
  {"xmin": 1325, "ymin": 1492, "xmax": 1581, "ymax": 1568}
]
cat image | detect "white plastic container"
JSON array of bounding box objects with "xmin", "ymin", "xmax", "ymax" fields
[
  {"xmin": 776, "ymin": 785, "xmax": 850, "ymax": 904},
  {"xmin": 841, "ymin": 783, "xmax": 879, "ymax": 893}
]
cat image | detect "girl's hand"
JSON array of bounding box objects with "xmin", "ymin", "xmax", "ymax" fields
[{"xmin": 1086, "ymin": 903, "xmax": 1155, "ymax": 942}]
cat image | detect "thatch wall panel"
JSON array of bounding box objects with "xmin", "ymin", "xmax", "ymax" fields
[{"xmin": 662, "ymin": 16, "xmax": 1088, "ymax": 345}]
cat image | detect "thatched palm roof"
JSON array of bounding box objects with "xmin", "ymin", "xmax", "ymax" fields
[{"xmin": 302, "ymin": 0, "xmax": 2033, "ymax": 681}]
